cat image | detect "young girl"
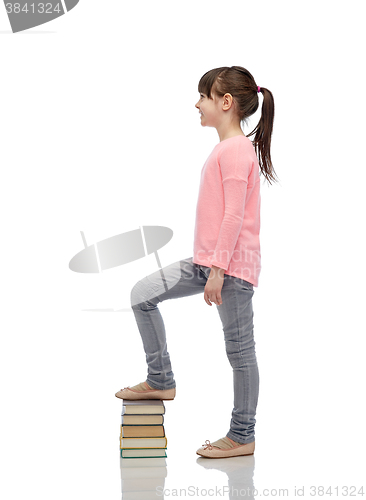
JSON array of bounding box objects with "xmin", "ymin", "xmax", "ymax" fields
[{"xmin": 116, "ymin": 66, "xmax": 277, "ymax": 458}]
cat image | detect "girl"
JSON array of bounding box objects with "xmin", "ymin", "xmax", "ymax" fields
[{"xmin": 116, "ymin": 66, "xmax": 277, "ymax": 458}]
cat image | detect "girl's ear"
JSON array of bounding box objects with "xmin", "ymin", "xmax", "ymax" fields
[{"xmin": 222, "ymin": 93, "xmax": 234, "ymax": 111}]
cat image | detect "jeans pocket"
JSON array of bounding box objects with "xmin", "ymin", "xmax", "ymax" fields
[
  {"xmin": 198, "ymin": 264, "xmax": 211, "ymax": 279},
  {"xmin": 233, "ymin": 276, "xmax": 253, "ymax": 292}
]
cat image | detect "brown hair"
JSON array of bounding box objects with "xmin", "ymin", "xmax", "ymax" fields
[{"xmin": 198, "ymin": 66, "xmax": 278, "ymax": 185}]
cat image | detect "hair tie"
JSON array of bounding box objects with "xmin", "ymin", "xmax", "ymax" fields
[{"xmin": 257, "ymin": 86, "xmax": 261, "ymax": 93}]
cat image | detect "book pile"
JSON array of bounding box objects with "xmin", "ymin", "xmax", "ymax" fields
[{"xmin": 120, "ymin": 400, "xmax": 167, "ymax": 498}]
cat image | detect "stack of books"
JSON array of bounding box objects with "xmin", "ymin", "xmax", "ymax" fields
[
  {"xmin": 120, "ymin": 400, "xmax": 168, "ymax": 498},
  {"xmin": 120, "ymin": 400, "xmax": 167, "ymax": 460}
]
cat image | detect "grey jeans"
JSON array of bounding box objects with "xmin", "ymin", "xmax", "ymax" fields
[{"xmin": 130, "ymin": 257, "xmax": 259, "ymax": 444}]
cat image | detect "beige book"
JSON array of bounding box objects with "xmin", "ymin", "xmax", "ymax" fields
[
  {"xmin": 121, "ymin": 414, "xmax": 164, "ymax": 425},
  {"xmin": 120, "ymin": 437, "xmax": 167, "ymax": 449}
]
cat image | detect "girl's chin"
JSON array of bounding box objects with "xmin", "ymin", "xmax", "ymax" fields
[{"xmin": 200, "ymin": 117, "xmax": 212, "ymax": 127}]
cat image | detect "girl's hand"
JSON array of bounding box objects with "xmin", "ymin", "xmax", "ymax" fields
[{"xmin": 204, "ymin": 266, "xmax": 225, "ymax": 306}]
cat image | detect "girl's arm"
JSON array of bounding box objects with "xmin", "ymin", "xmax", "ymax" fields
[{"xmin": 210, "ymin": 140, "xmax": 252, "ymax": 271}]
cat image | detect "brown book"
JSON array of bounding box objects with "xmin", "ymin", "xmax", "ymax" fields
[{"xmin": 121, "ymin": 425, "xmax": 165, "ymax": 438}]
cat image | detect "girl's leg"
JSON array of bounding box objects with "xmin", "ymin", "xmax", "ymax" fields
[
  {"xmin": 130, "ymin": 257, "xmax": 206, "ymax": 391},
  {"xmin": 216, "ymin": 274, "xmax": 259, "ymax": 445}
]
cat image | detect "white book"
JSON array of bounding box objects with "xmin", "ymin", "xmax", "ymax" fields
[
  {"xmin": 121, "ymin": 448, "xmax": 167, "ymax": 458},
  {"xmin": 121, "ymin": 400, "xmax": 165, "ymax": 415}
]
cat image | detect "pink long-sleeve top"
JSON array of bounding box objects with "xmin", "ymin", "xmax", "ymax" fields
[{"xmin": 193, "ymin": 135, "xmax": 261, "ymax": 287}]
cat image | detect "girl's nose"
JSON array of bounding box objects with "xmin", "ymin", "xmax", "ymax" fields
[{"xmin": 195, "ymin": 100, "xmax": 200, "ymax": 109}]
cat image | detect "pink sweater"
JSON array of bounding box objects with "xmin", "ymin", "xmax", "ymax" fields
[{"xmin": 193, "ymin": 135, "xmax": 261, "ymax": 287}]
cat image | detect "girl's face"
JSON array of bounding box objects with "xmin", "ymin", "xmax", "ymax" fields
[{"xmin": 195, "ymin": 92, "xmax": 222, "ymax": 128}]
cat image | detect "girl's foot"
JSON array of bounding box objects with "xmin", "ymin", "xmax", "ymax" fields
[
  {"xmin": 115, "ymin": 381, "xmax": 176, "ymax": 400},
  {"xmin": 196, "ymin": 436, "xmax": 255, "ymax": 458}
]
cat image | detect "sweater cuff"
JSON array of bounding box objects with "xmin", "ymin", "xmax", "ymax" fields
[{"xmin": 210, "ymin": 260, "xmax": 228, "ymax": 272}]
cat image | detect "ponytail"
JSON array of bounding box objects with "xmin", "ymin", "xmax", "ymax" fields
[{"xmin": 246, "ymin": 87, "xmax": 278, "ymax": 185}]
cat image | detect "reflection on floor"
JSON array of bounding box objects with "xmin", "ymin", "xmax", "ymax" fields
[
  {"xmin": 120, "ymin": 457, "xmax": 167, "ymax": 499},
  {"xmin": 197, "ymin": 455, "xmax": 255, "ymax": 499},
  {"xmin": 120, "ymin": 454, "xmax": 255, "ymax": 499}
]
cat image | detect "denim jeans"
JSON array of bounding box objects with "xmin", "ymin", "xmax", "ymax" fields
[{"xmin": 130, "ymin": 257, "xmax": 259, "ymax": 444}]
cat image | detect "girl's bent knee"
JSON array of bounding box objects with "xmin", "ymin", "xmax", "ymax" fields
[
  {"xmin": 131, "ymin": 279, "xmax": 160, "ymax": 309},
  {"xmin": 131, "ymin": 280, "xmax": 148, "ymax": 308}
]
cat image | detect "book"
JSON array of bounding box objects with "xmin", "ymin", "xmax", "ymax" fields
[
  {"xmin": 121, "ymin": 414, "xmax": 164, "ymax": 425},
  {"xmin": 121, "ymin": 448, "xmax": 167, "ymax": 458},
  {"xmin": 120, "ymin": 425, "xmax": 165, "ymax": 438},
  {"xmin": 121, "ymin": 400, "xmax": 165, "ymax": 415},
  {"xmin": 120, "ymin": 457, "xmax": 167, "ymax": 467},
  {"xmin": 120, "ymin": 437, "xmax": 167, "ymax": 449}
]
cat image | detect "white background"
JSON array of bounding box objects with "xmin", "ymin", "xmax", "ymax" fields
[{"xmin": 1, "ymin": 1, "xmax": 366, "ymax": 499}]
